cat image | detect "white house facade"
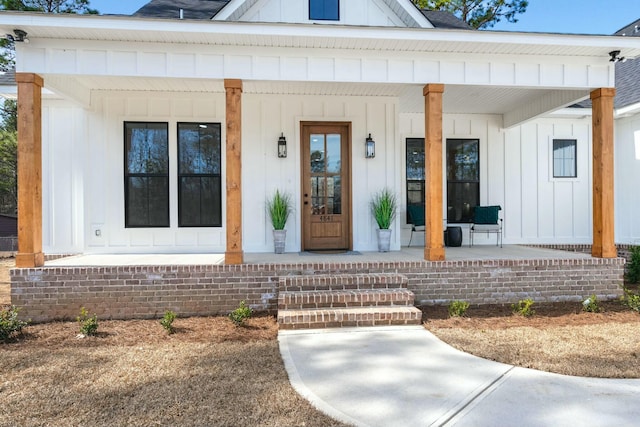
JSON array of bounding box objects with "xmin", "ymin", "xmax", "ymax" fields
[{"xmin": 1, "ymin": 0, "xmax": 639, "ymax": 267}]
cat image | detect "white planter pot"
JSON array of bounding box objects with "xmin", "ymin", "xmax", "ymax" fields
[
  {"xmin": 273, "ymin": 229, "xmax": 286, "ymax": 254},
  {"xmin": 377, "ymin": 229, "xmax": 392, "ymax": 252}
]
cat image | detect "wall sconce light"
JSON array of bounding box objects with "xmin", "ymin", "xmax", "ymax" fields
[
  {"xmin": 365, "ymin": 133, "xmax": 375, "ymax": 158},
  {"xmin": 278, "ymin": 133, "xmax": 287, "ymax": 158},
  {"xmin": 609, "ymin": 50, "xmax": 626, "ymax": 63},
  {"xmin": 6, "ymin": 29, "xmax": 29, "ymax": 43}
]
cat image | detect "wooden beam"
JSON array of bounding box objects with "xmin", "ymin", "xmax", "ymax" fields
[
  {"xmin": 590, "ymin": 88, "xmax": 617, "ymax": 258},
  {"xmin": 423, "ymin": 84, "xmax": 445, "ymax": 261},
  {"xmin": 15, "ymin": 73, "xmax": 44, "ymax": 268},
  {"xmin": 224, "ymin": 79, "xmax": 243, "ymax": 264}
]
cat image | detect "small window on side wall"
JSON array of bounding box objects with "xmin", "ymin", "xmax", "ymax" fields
[
  {"xmin": 553, "ymin": 139, "xmax": 577, "ymax": 178},
  {"xmin": 309, "ymin": 0, "xmax": 339, "ymax": 20}
]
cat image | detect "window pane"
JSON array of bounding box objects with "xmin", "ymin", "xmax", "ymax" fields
[
  {"xmin": 326, "ymin": 134, "xmax": 341, "ymax": 174},
  {"xmin": 177, "ymin": 123, "xmax": 222, "ymax": 227},
  {"xmin": 124, "ymin": 122, "xmax": 169, "ymax": 228},
  {"xmin": 178, "ymin": 123, "xmax": 221, "ymax": 174},
  {"xmin": 126, "ymin": 177, "xmax": 169, "ymax": 227},
  {"xmin": 447, "ymin": 182, "xmax": 479, "ymax": 223},
  {"xmin": 447, "ymin": 139, "xmax": 479, "ymax": 181},
  {"xmin": 406, "ymin": 138, "xmax": 426, "ymax": 222},
  {"xmin": 179, "ymin": 177, "xmax": 222, "ymax": 227},
  {"xmin": 310, "ymin": 134, "xmax": 325, "ymax": 173},
  {"xmin": 125, "ymin": 123, "xmax": 168, "ymax": 174},
  {"xmin": 447, "ymin": 139, "xmax": 480, "ymax": 223},
  {"xmin": 310, "ymin": 0, "xmax": 339, "ymax": 20},
  {"xmin": 553, "ymin": 139, "xmax": 576, "ymax": 178}
]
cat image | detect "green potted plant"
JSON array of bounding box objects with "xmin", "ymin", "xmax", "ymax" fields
[
  {"xmin": 266, "ymin": 190, "xmax": 292, "ymax": 254},
  {"xmin": 370, "ymin": 187, "xmax": 397, "ymax": 252}
]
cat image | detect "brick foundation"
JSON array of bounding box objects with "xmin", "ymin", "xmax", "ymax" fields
[{"xmin": 10, "ymin": 256, "xmax": 625, "ymax": 323}]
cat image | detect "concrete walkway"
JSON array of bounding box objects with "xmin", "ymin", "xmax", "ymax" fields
[{"xmin": 279, "ymin": 326, "xmax": 640, "ymax": 427}]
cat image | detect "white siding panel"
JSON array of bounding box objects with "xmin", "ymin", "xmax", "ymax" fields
[
  {"xmin": 615, "ymin": 115, "xmax": 640, "ymax": 244},
  {"xmin": 197, "ymin": 54, "xmax": 225, "ymax": 78},
  {"xmin": 309, "ymin": 58, "xmax": 335, "ymax": 81},
  {"xmin": 465, "ymin": 62, "xmax": 490, "ymax": 85},
  {"xmin": 50, "ymin": 49, "xmax": 77, "ymax": 74},
  {"xmin": 139, "ymin": 52, "xmax": 167, "ymax": 77},
  {"xmin": 79, "ymin": 50, "xmax": 108, "ymax": 75},
  {"xmin": 168, "ymin": 53, "xmax": 196, "ymax": 77},
  {"xmin": 282, "ymin": 57, "xmax": 308, "ymax": 81},
  {"xmin": 254, "ymin": 56, "xmax": 281, "ymax": 80},
  {"xmin": 519, "ymin": 123, "xmax": 538, "ymax": 238},
  {"xmin": 553, "ymin": 181, "xmax": 574, "ymax": 238},
  {"xmin": 504, "ymin": 128, "xmax": 522, "ymax": 239},
  {"xmin": 537, "ymin": 124, "xmax": 555, "ymax": 238},
  {"xmin": 111, "ymin": 51, "xmax": 137, "ymax": 75}
]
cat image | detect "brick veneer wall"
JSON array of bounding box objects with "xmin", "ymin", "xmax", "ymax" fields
[
  {"xmin": 527, "ymin": 244, "xmax": 636, "ymax": 273},
  {"xmin": 11, "ymin": 256, "xmax": 624, "ymax": 323}
]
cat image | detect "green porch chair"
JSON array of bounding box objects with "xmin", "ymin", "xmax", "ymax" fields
[
  {"xmin": 469, "ymin": 205, "xmax": 503, "ymax": 247},
  {"xmin": 407, "ymin": 205, "xmax": 425, "ymax": 247}
]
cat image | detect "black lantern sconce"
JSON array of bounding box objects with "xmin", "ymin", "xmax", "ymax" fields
[
  {"xmin": 365, "ymin": 133, "xmax": 375, "ymax": 158},
  {"xmin": 278, "ymin": 133, "xmax": 287, "ymax": 158}
]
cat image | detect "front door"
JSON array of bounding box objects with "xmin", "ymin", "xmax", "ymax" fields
[{"xmin": 301, "ymin": 122, "xmax": 351, "ymax": 251}]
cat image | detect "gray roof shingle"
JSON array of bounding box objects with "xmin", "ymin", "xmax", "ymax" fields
[
  {"xmin": 133, "ymin": 0, "xmax": 229, "ymax": 20},
  {"xmin": 420, "ymin": 10, "xmax": 473, "ymax": 30}
]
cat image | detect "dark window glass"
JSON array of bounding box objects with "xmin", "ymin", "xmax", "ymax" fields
[
  {"xmin": 447, "ymin": 139, "xmax": 479, "ymax": 223},
  {"xmin": 124, "ymin": 122, "xmax": 169, "ymax": 227},
  {"xmin": 178, "ymin": 123, "xmax": 222, "ymax": 227},
  {"xmin": 553, "ymin": 139, "xmax": 577, "ymax": 178},
  {"xmin": 309, "ymin": 0, "xmax": 339, "ymax": 20},
  {"xmin": 406, "ymin": 138, "xmax": 425, "ymax": 222}
]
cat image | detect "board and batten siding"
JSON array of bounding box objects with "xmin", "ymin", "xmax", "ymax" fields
[
  {"xmin": 399, "ymin": 113, "xmax": 593, "ymax": 246},
  {"xmin": 220, "ymin": 0, "xmax": 418, "ymax": 27},
  {"xmin": 615, "ymin": 114, "xmax": 640, "ymax": 244},
  {"xmin": 243, "ymin": 93, "xmax": 400, "ymax": 253}
]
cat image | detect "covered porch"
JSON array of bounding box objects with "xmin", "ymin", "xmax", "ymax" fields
[{"xmin": 3, "ymin": 13, "xmax": 640, "ymax": 268}]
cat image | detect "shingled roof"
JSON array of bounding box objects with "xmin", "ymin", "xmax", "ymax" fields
[
  {"xmin": 133, "ymin": 0, "xmax": 229, "ymax": 20},
  {"xmin": 133, "ymin": 0, "xmax": 472, "ymax": 30},
  {"xmin": 420, "ymin": 10, "xmax": 472, "ymax": 30}
]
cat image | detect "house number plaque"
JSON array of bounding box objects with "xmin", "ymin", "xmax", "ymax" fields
[{"xmin": 319, "ymin": 215, "xmax": 334, "ymax": 222}]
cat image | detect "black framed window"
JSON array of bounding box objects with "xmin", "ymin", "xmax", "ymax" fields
[
  {"xmin": 406, "ymin": 138, "xmax": 425, "ymax": 222},
  {"xmin": 553, "ymin": 139, "xmax": 577, "ymax": 178},
  {"xmin": 124, "ymin": 122, "xmax": 169, "ymax": 228},
  {"xmin": 447, "ymin": 139, "xmax": 479, "ymax": 223},
  {"xmin": 178, "ymin": 122, "xmax": 222, "ymax": 227},
  {"xmin": 309, "ymin": 0, "xmax": 339, "ymax": 20}
]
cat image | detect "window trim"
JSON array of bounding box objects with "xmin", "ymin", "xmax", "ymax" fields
[
  {"xmin": 552, "ymin": 138, "xmax": 578, "ymax": 179},
  {"xmin": 124, "ymin": 121, "xmax": 170, "ymax": 228},
  {"xmin": 177, "ymin": 122, "xmax": 223, "ymax": 228},
  {"xmin": 309, "ymin": 0, "xmax": 340, "ymax": 21}
]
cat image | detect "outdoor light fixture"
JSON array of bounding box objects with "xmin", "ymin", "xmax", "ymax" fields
[
  {"xmin": 278, "ymin": 133, "xmax": 287, "ymax": 158},
  {"xmin": 609, "ymin": 50, "xmax": 626, "ymax": 63},
  {"xmin": 7, "ymin": 29, "xmax": 28, "ymax": 43},
  {"xmin": 365, "ymin": 133, "xmax": 375, "ymax": 158}
]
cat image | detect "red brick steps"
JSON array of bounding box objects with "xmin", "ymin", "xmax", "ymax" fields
[{"xmin": 277, "ymin": 273, "xmax": 422, "ymax": 330}]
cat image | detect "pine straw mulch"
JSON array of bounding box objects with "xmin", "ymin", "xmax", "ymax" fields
[
  {"xmin": 0, "ymin": 315, "xmax": 348, "ymax": 427},
  {"xmin": 422, "ymin": 299, "xmax": 640, "ymax": 379}
]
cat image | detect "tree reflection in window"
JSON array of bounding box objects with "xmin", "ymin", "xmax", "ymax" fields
[
  {"xmin": 446, "ymin": 139, "xmax": 479, "ymax": 223},
  {"xmin": 178, "ymin": 123, "xmax": 222, "ymax": 227},
  {"xmin": 309, "ymin": 133, "xmax": 341, "ymax": 215},
  {"xmin": 125, "ymin": 122, "xmax": 169, "ymax": 227}
]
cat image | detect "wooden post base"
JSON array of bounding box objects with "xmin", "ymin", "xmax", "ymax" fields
[
  {"xmin": 225, "ymin": 251, "xmax": 244, "ymax": 265},
  {"xmin": 15, "ymin": 252, "xmax": 44, "ymax": 268}
]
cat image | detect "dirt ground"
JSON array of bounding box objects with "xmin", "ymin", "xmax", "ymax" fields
[
  {"xmin": 422, "ymin": 300, "xmax": 640, "ymax": 378},
  {"xmin": 2, "ymin": 258, "xmax": 640, "ymax": 425},
  {"xmin": 1, "ymin": 316, "xmax": 348, "ymax": 427}
]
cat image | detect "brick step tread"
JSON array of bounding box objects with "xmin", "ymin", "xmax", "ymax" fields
[
  {"xmin": 278, "ymin": 289, "xmax": 415, "ymax": 310},
  {"xmin": 277, "ymin": 306, "xmax": 422, "ymax": 330},
  {"xmin": 279, "ymin": 273, "xmax": 408, "ymax": 292}
]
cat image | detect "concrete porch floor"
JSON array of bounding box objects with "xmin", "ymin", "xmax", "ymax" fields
[{"xmin": 44, "ymin": 245, "xmax": 592, "ymax": 267}]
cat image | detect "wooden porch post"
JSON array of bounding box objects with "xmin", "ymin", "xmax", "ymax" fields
[
  {"xmin": 423, "ymin": 84, "xmax": 445, "ymax": 261},
  {"xmin": 15, "ymin": 73, "xmax": 44, "ymax": 268},
  {"xmin": 224, "ymin": 79, "xmax": 243, "ymax": 264},
  {"xmin": 590, "ymin": 88, "xmax": 617, "ymax": 258}
]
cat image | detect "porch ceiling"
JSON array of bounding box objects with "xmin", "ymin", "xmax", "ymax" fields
[{"xmin": 51, "ymin": 75, "xmax": 588, "ymax": 116}]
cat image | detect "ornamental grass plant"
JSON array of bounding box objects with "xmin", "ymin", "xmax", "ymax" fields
[
  {"xmin": 370, "ymin": 188, "xmax": 397, "ymax": 229},
  {"xmin": 266, "ymin": 190, "xmax": 292, "ymax": 230}
]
